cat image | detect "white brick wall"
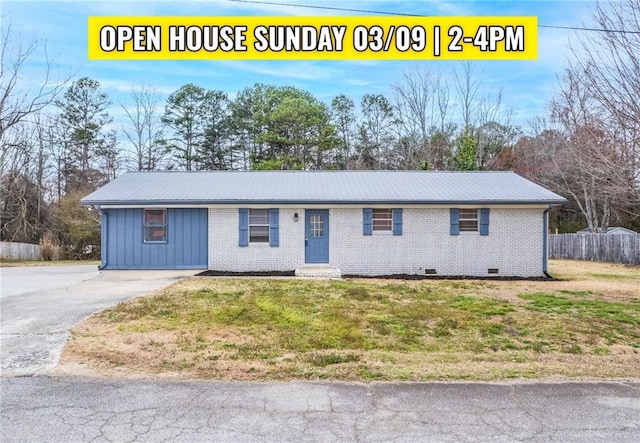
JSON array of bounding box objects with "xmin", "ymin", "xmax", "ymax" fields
[
  {"xmin": 209, "ymin": 207, "xmax": 546, "ymax": 277},
  {"xmin": 209, "ymin": 207, "xmax": 304, "ymax": 272},
  {"xmin": 331, "ymin": 207, "xmax": 544, "ymax": 277}
]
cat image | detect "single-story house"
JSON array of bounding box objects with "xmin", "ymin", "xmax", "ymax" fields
[
  {"xmin": 80, "ymin": 171, "xmax": 567, "ymax": 277},
  {"xmin": 577, "ymin": 227, "xmax": 639, "ymax": 235}
]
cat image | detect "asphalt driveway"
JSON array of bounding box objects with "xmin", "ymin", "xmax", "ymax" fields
[{"xmin": 0, "ymin": 265, "xmax": 196, "ymax": 376}]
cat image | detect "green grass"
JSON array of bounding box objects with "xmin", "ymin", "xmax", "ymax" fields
[
  {"xmin": 558, "ymin": 290, "xmax": 594, "ymax": 297},
  {"xmin": 308, "ymin": 352, "xmax": 360, "ymax": 367},
  {"xmin": 518, "ymin": 292, "xmax": 640, "ymax": 325},
  {"xmin": 588, "ymin": 273, "xmax": 640, "ymax": 281},
  {"xmin": 517, "ymin": 292, "xmax": 640, "ymax": 348},
  {"xmin": 105, "ymin": 279, "xmax": 534, "ymax": 354},
  {"xmin": 78, "ymin": 275, "xmax": 640, "ymax": 381}
]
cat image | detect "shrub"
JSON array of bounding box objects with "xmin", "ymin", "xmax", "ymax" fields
[{"xmin": 40, "ymin": 234, "xmax": 58, "ymax": 261}]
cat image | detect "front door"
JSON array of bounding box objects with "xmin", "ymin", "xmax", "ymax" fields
[{"xmin": 305, "ymin": 210, "xmax": 329, "ymax": 263}]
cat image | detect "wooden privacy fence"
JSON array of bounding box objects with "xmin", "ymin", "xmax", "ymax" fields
[
  {"xmin": 0, "ymin": 241, "xmax": 60, "ymax": 261},
  {"xmin": 549, "ymin": 234, "xmax": 640, "ymax": 265}
]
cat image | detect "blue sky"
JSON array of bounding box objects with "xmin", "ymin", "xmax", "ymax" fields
[{"xmin": 3, "ymin": 0, "xmax": 598, "ymax": 130}]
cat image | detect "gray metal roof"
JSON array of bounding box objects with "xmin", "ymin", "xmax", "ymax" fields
[{"xmin": 80, "ymin": 171, "xmax": 567, "ymax": 206}]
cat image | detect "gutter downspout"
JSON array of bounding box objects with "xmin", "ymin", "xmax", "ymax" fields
[
  {"xmin": 543, "ymin": 207, "xmax": 552, "ymax": 278},
  {"xmin": 98, "ymin": 206, "xmax": 106, "ymax": 270}
]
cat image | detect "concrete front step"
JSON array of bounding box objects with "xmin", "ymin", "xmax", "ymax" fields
[{"xmin": 295, "ymin": 266, "xmax": 342, "ymax": 278}]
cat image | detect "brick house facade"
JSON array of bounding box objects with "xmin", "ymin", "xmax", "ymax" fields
[
  {"xmin": 82, "ymin": 171, "xmax": 566, "ymax": 277},
  {"xmin": 207, "ymin": 206, "xmax": 545, "ymax": 277}
]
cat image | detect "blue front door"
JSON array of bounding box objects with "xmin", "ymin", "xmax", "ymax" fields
[{"xmin": 305, "ymin": 210, "xmax": 329, "ymax": 263}]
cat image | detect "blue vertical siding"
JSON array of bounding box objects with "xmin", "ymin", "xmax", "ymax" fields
[
  {"xmin": 100, "ymin": 211, "xmax": 108, "ymax": 268},
  {"xmin": 101, "ymin": 208, "xmax": 208, "ymax": 269}
]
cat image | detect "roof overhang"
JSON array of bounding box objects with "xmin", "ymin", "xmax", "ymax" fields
[{"xmin": 83, "ymin": 199, "xmax": 568, "ymax": 207}]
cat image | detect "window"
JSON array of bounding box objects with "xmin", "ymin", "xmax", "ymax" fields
[
  {"xmin": 144, "ymin": 209, "xmax": 167, "ymax": 242},
  {"xmin": 459, "ymin": 209, "xmax": 479, "ymax": 232},
  {"xmin": 364, "ymin": 208, "xmax": 402, "ymax": 236},
  {"xmin": 249, "ymin": 209, "xmax": 269, "ymax": 243},
  {"xmin": 309, "ymin": 214, "xmax": 324, "ymax": 237},
  {"xmin": 450, "ymin": 208, "xmax": 489, "ymax": 235},
  {"xmin": 239, "ymin": 208, "xmax": 279, "ymax": 247},
  {"xmin": 372, "ymin": 209, "xmax": 393, "ymax": 231}
]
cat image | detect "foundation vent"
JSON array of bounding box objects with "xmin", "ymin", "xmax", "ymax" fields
[
  {"xmin": 425, "ymin": 269, "xmax": 437, "ymax": 275},
  {"xmin": 488, "ymin": 268, "xmax": 499, "ymax": 275}
]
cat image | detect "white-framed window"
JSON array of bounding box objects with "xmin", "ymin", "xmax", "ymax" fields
[
  {"xmin": 459, "ymin": 209, "xmax": 479, "ymax": 232},
  {"xmin": 249, "ymin": 209, "xmax": 269, "ymax": 243},
  {"xmin": 143, "ymin": 209, "xmax": 167, "ymax": 243},
  {"xmin": 372, "ymin": 209, "xmax": 393, "ymax": 231},
  {"xmin": 309, "ymin": 213, "xmax": 325, "ymax": 237}
]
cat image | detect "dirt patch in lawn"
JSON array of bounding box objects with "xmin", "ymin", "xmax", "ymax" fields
[
  {"xmin": 56, "ymin": 260, "xmax": 640, "ymax": 381},
  {"xmin": 482, "ymin": 260, "xmax": 640, "ymax": 303}
]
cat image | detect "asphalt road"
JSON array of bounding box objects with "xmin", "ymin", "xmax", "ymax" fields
[
  {"xmin": 0, "ymin": 265, "xmax": 196, "ymax": 376},
  {"xmin": 2, "ymin": 377, "xmax": 639, "ymax": 442}
]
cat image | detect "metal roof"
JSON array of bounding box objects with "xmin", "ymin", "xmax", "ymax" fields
[{"xmin": 80, "ymin": 171, "xmax": 567, "ymax": 206}]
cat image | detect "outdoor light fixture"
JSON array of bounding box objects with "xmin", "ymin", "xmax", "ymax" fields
[{"xmin": 294, "ymin": 213, "xmax": 299, "ymax": 222}]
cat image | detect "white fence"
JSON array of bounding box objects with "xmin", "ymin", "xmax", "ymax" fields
[
  {"xmin": 0, "ymin": 241, "xmax": 60, "ymax": 261},
  {"xmin": 549, "ymin": 234, "xmax": 640, "ymax": 265}
]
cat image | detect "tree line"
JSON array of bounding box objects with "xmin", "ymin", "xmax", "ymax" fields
[{"xmin": 1, "ymin": 0, "xmax": 639, "ymax": 257}]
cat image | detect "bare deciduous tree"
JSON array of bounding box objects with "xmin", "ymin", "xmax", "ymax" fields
[
  {"xmin": 121, "ymin": 84, "xmax": 167, "ymax": 171},
  {"xmin": 454, "ymin": 61, "xmax": 481, "ymax": 131},
  {"xmin": 529, "ymin": 70, "xmax": 635, "ymax": 232},
  {"xmin": 392, "ymin": 66, "xmax": 437, "ymax": 169},
  {"xmin": 569, "ymin": 0, "xmax": 640, "ymax": 219},
  {"xmin": 0, "ymin": 22, "xmax": 68, "ymax": 145}
]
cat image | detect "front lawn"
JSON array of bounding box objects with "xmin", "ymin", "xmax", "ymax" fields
[{"xmin": 60, "ymin": 260, "xmax": 640, "ymax": 380}]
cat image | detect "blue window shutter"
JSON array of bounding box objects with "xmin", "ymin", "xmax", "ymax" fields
[
  {"xmin": 269, "ymin": 208, "xmax": 279, "ymax": 247},
  {"xmin": 480, "ymin": 208, "xmax": 490, "ymax": 236},
  {"xmin": 239, "ymin": 208, "xmax": 248, "ymax": 247},
  {"xmin": 450, "ymin": 208, "xmax": 460, "ymax": 235},
  {"xmin": 392, "ymin": 208, "xmax": 403, "ymax": 235},
  {"xmin": 363, "ymin": 208, "xmax": 373, "ymax": 235}
]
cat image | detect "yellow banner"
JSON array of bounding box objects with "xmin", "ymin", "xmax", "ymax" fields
[{"xmin": 88, "ymin": 16, "xmax": 537, "ymax": 60}]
